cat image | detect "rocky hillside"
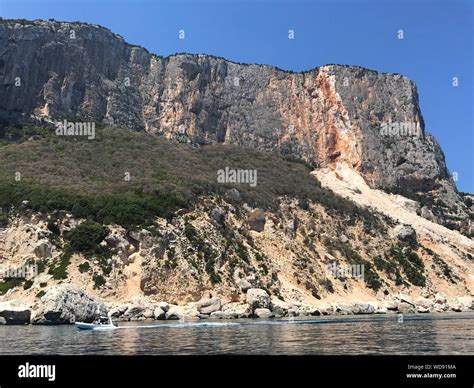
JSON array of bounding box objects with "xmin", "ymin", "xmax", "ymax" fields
[
  {"xmin": 0, "ymin": 180, "xmax": 473, "ymax": 324},
  {"xmin": 0, "ymin": 19, "xmax": 470, "ymax": 233},
  {"xmin": 0, "ymin": 126, "xmax": 473, "ymax": 324},
  {"xmin": 0, "ymin": 19, "xmax": 473, "ymax": 324}
]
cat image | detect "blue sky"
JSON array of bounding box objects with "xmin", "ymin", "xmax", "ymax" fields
[{"xmin": 1, "ymin": 0, "xmax": 473, "ymax": 192}]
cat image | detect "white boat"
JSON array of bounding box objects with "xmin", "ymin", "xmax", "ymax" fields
[{"xmin": 75, "ymin": 316, "xmax": 117, "ymax": 331}]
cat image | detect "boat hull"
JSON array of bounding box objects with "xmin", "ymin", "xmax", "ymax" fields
[{"xmin": 75, "ymin": 322, "xmax": 117, "ymax": 331}]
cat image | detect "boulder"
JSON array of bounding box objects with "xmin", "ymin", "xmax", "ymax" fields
[
  {"xmin": 116, "ymin": 242, "xmax": 135, "ymax": 263},
  {"xmin": 109, "ymin": 304, "xmax": 128, "ymax": 319},
  {"xmin": 247, "ymin": 210, "xmax": 266, "ymax": 232},
  {"xmin": 383, "ymin": 300, "xmax": 399, "ymax": 311},
  {"xmin": 159, "ymin": 302, "xmax": 170, "ymax": 312},
  {"xmin": 375, "ymin": 306, "xmax": 388, "ymax": 314},
  {"xmin": 209, "ymin": 311, "xmax": 229, "ymax": 319},
  {"xmin": 456, "ymin": 296, "xmax": 474, "ymax": 310},
  {"xmin": 165, "ymin": 305, "xmax": 199, "ymax": 320},
  {"xmin": 421, "ymin": 206, "xmax": 438, "ymax": 223},
  {"xmin": 352, "ymin": 302, "xmax": 375, "ymax": 314},
  {"xmin": 333, "ymin": 304, "xmax": 352, "ymax": 315},
  {"xmin": 447, "ymin": 297, "xmax": 473, "ymax": 312},
  {"xmin": 210, "ymin": 207, "xmax": 226, "ymax": 224},
  {"xmin": 32, "ymin": 286, "xmax": 106, "ymax": 324},
  {"xmin": 285, "ymin": 219, "xmax": 298, "ymax": 237},
  {"xmin": 246, "ymin": 288, "xmax": 271, "ymax": 310},
  {"xmin": 449, "ymin": 304, "xmax": 463, "ymax": 313},
  {"xmin": 128, "ymin": 229, "xmax": 152, "ymax": 243},
  {"xmin": 414, "ymin": 296, "xmax": 432, "ymax": 310},
  {"xmin": 33, "ymin": 240, "xmax": 52, "ymax": 259},
  {"xmin": 225, "ymin": 188, "xmax": 241, "ymax": 203},
  {"xmin": 196, "ymin": 298, "xmax": 221, "ymax": 315},
  {"xmin": 288, "ymin": 306, "xmax": 302, "ymax": 317},
  {"xmin": 394, "ymin": 195, "xmax": 418, "ymax": 214},
  {"xmin": 153, "ymin": 307, "xmax": 166, "ymax": 320},
  {"xmin": 237, "ymin": 278, "xmax": 252, "ymax": 293},
  {"xmin": 396, "ymin": 294, "xmax": 414, "ymax": 305},
  {"xmin": 124, "ymin": 305, "xmax": 146, "ymax": 320},
  {"xmin": 271, "ymin": 305, "xmax": 286, "ymax": 318},
  {"xmin": 318, "ymin": 303, "xmax": 333, "ymax": 315},
  {"xmin": 221, "ymin": 302, "xmax": 251, "ymax": 318},
  {"xmin": 254, "ymin": 308, "xmax": 272, "ymax": 318},
  {"xmin": 391, "ymin": 224, "xmax": 416, "ymax": 242},
  {"xmin": 398, "ymin": 302, "xmax": 416, "ymax": 314},
  {"xmin": 104, "ymin": 232, "xmax": 128, "ymax": 248},
  {"xmin": 0, "ymin": 302, "xmax": 31, "ymax": 324},
  {"xmin": 270, "ymin": 298, "xmax": 289, "ymax": 318},
  {"xmin": 434, "ymin": 304, "xmax": 449, "ymax": 313},
  {"xmin": 434, "ymin": 293, "xmax": 447, "ymax": 305},
  {"xmin": 165, "ymin": 305, "xmax": 183, "ymax": 320},
  {"xmin": 417, "ymin": 307, "xmax": 430, "ymax": 313}
]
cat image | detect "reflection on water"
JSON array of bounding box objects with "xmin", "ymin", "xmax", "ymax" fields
[{"xmin": 0, "ymin": 313, "xmax": 472, "ymax": 355}]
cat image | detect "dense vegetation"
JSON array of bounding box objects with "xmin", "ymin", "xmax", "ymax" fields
[
  {"xmin": 48, "ymin": 245, "xmax": 73, "ymax": 280},
  {"xmin": 68, "ymin": 221, "xmax": 109, "ymax": 253},
  {"xmin": 0, "ymin": 125, "xmax": 383, "ymax": 229}
]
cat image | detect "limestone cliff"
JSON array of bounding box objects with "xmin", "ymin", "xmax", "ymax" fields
[{"xmin": 0, "ymin": 19, "xmax": 470, "ymax": 231}]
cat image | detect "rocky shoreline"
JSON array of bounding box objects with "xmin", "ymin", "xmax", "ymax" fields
[{"xmin": 0, "ymin": 285, "xmax": 473, "ymax": 325}]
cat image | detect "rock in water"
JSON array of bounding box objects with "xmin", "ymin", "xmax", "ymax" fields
[
  {"xmin": 254, "ymin": 308, "xmax": 273, "ymax": 318},
  {"xmin": 153, "ymin": 307, "xmax": 166, "ymax": 320},
  {"xmin": 31, "ymin": 286, "xmax": 107, "ymax": 324},
  {"xmin": 221, "ymin": 302, "xmax": 252, "ymax": 318},
  {"xmin": 0, "ymin": 302, "xmax": 31, "ymax": 325},
  {"xmin": 196, "ymin": 298, "xmax": 222, "ymax": 314}
]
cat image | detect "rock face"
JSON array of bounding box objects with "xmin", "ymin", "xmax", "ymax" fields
[
  {"xmin": 246, "ymin": 288, "xmax": 271, "ymax": 311},
  {"xmin": 221, "ymin": 302, "xmax": 251, "ymax": 318},
  {"xmin": 254, "ymin": 308, "xmax": 272, "ymax": 318},
  {"xmin": 31, "ymin": 285, "xmax": 107, "ymax": 324},
  {"xmin": 196, "ymin": 298, "xmax": 221, "ymax": 315},
  {"xmin": 0, "ymin": 302, "xmax": 31, "ymax": 324},
  {"xmin": 391, "ymin": 225, "xmax": 416, "ymax": 242},
  {"xmin": 247, "ymin": 210, "xmax": 266, "ymax": 233},
  {"xmin": 0, "ymin": 19, "xmax": 468, "ymax": 231}
]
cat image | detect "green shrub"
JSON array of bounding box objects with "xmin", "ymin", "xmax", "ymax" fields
[
  {"xmin": 23, "ymin": 280, "xmax": 33, "ymax": 290},
  {"xmin": 78, "ymin": 262, "xmax": 90, "ymax": 273},
  {"xmin": 0, "ymin": 126, "xmax": 384, "ymax": 229},
  {"xmin": 36, "ymin": 260, "xmax": 46, "ymax": 274},
  {"xmin": 0, "ymin": 278, "xmax": 24, "ymax": 295},
  {"xmin": 432, "ymin": 254, "xmax": 458, "ymax": 283},
  {"xmin": 387, "ymin": 243, "xmax": 426, "ymax": 287},
  {"xmin": 319, "ymin": 278, "xmax": 335, "ymax": 293},
  {"xmin": 48, "ymin": 245, "xmax": 72, "ymax": 280},
  {"xmin": 47, "ymin": 221, "xmax": 61, "ymax": 236},
  {"xmin": 329, "ymin": 240, "xmax": 383, "ymax": 292},
  {"xmin": 69, "ymin": 221, "xmax": 108, "ymax": 253},
  {"xmin": 93, "ymin": 273, "xmax": 106, "ymax": 289},
  {"xmin": 0, "ymin": 212, "xmax": 8, "ymax": 227}
]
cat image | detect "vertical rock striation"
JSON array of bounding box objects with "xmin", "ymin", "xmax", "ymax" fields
[{"xmin": 0, "ymin": 19, "xmax": 469, "ymax": 232}]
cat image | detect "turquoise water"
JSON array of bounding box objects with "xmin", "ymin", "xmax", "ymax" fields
[{"xmin": 0, "ymin": 312, "xmax": 473, "ymax": 355}]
